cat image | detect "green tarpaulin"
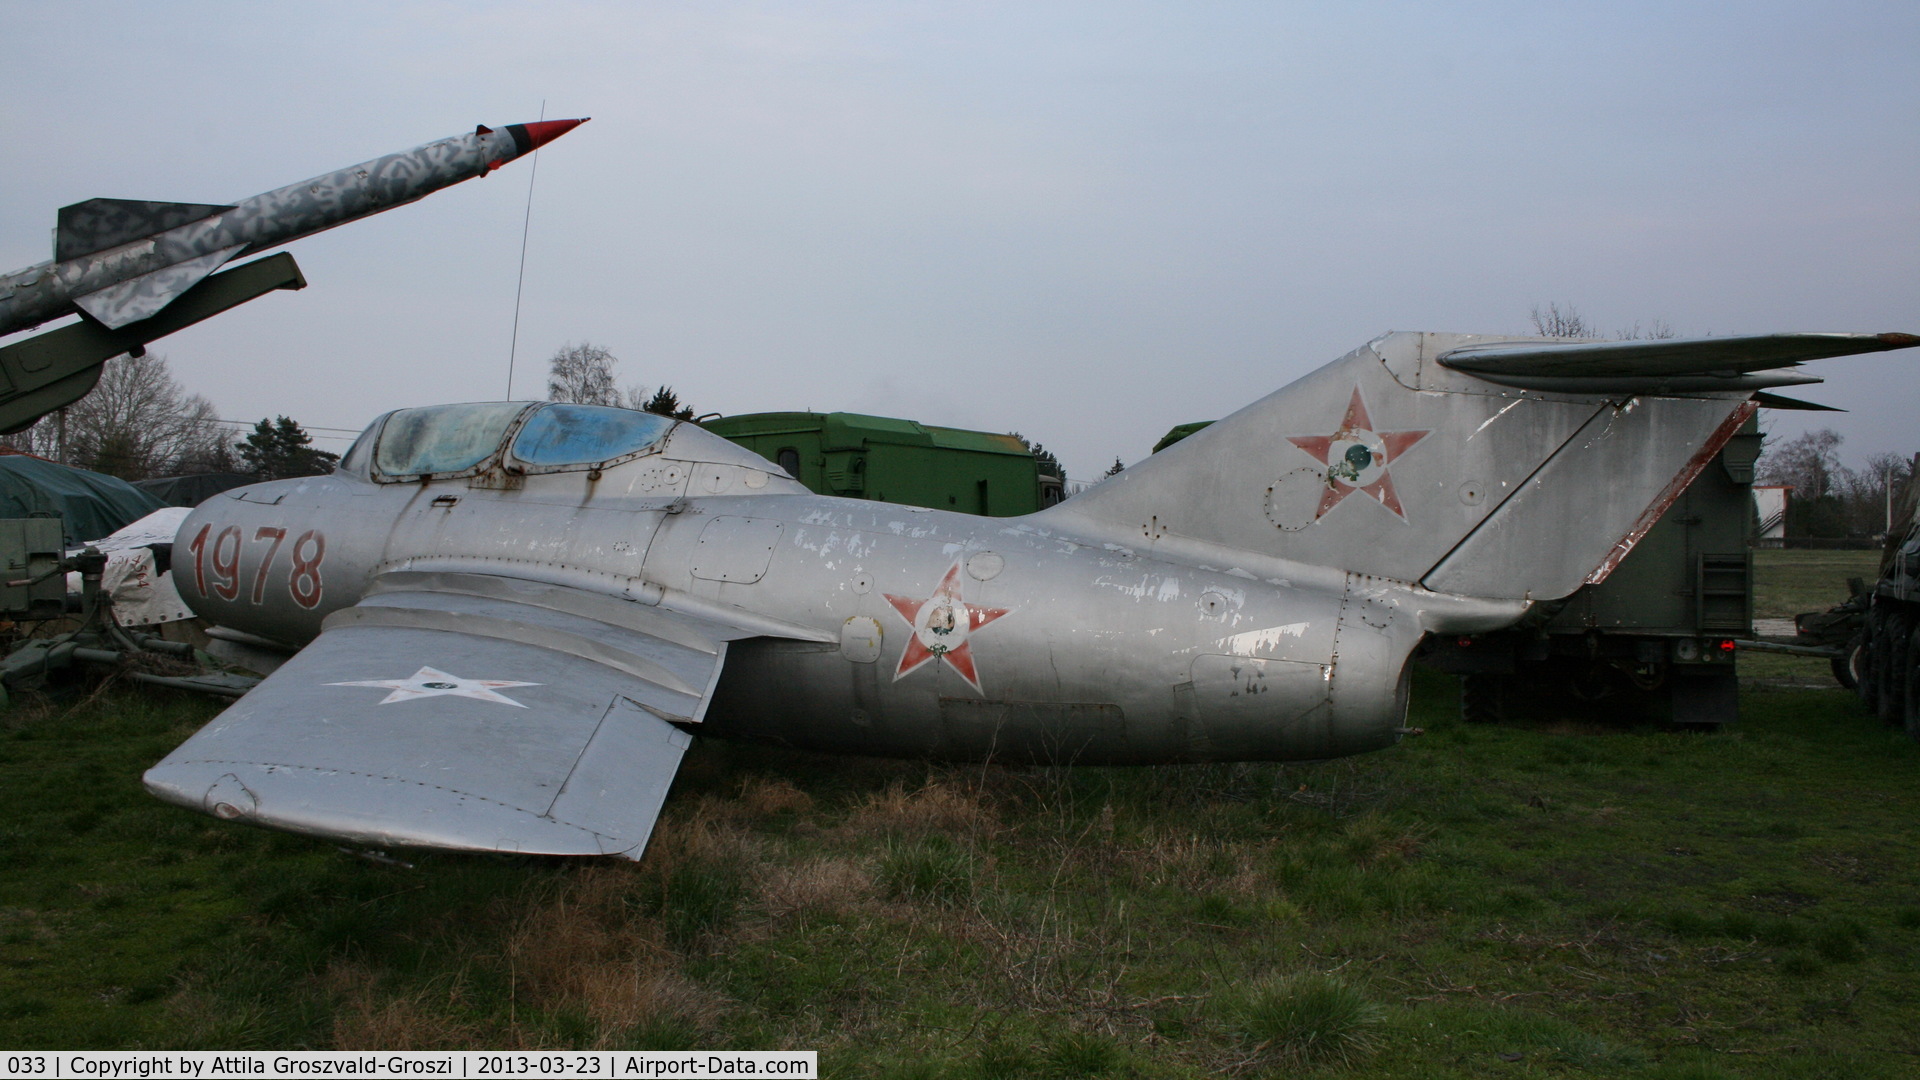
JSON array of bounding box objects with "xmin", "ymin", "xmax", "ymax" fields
[
  {"xmin": 0, "ymin": 453, "xmax": 169, "ymax": 546},
  {"xmin": 135, "ymin": 472, "xmax": 256, "ymax": 508}
]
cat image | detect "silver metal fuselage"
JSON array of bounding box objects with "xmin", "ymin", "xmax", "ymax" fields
[
  {"xmin": 176, "ymin": 425, "xmax": 1434, "ymax": 766},
  {"xmin": 153, "ymin": 329, "xmax": 1834, "ymax": 856}
]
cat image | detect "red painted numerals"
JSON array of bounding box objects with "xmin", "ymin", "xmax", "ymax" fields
[
  {"xmin": 187, "ymin": 523, "xmax": 326, "ymax": 609},
  {"xmin": 250, "ymin": 528, "xmax": 286, "ymax": 604},
  {"xmin": 289, "ymin": 530, "xmax": 326, "ymax": 609}
]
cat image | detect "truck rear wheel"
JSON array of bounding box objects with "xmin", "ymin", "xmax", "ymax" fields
[
  {"xmin": 1833, "ymin": 638, "xmax": 1864, "ymax": 691},
  {"xmin": 1858, "ymin": 619, "xmax": 1880, "ymax": 711},
  {"xmin": 1905, "ymin": 626, "xmax": 1920, "ymax": 741},
  {"xmin": 1878, "ymin": 611, "xmax": 1910, "ymax": 726}
]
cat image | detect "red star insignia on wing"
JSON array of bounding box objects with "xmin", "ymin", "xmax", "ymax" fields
[
  {"xmin": 884, "ymin": 561, "xmax": 1010, "ymax": 694},
  {"xmin": 1286, "ymin": 388, "xmax": 1429, "ymax": 520}
]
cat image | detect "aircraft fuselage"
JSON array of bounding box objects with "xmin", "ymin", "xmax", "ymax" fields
[{"xmin": 176, "ymin": 435, "xmax": 1427, "ymax": 766}]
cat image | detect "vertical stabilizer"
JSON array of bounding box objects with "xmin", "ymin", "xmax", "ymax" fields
[{"xmin": 1040, "ymin": 332, "xmax": 1759, "ymax": 603}]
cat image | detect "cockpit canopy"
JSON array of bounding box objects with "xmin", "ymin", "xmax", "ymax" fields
[{"xmin": 343, "ymin": 402, "xmax": 680, "ymax": 483}]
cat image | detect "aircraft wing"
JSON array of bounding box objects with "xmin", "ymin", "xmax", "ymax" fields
[
  {"xmin": 1438, "ymin": 332, "xmax": 1919, "ymax": 393},
  {"xmin": 144, "ymin": 572, "xmax": 748, "ymax": 860}
]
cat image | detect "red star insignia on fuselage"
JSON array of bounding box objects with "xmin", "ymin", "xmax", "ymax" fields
[
  {"xmin": 1286, "ymin": 388, "xmax": 1429, "ymax": 520},
  {"xmin": 884, "ymin": 561, "xmax": 1010, "ymax": 694}
]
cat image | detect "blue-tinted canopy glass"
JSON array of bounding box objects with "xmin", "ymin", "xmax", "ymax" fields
[
  {"xmin": 512, "ymin": 404, "xmax": 676, "ymax": 467},
  {"xmin": 375, "ymin": 402, "xmax": 531, "ymax": 477}
]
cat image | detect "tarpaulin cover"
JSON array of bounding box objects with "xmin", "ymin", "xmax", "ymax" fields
[
  {"xmin": 0, "ymin": 453, "xmax": 168, "ymax": 546},
  {"xmin": 135, "ymin": 472, "xmax": 256, "ymax": 507}
]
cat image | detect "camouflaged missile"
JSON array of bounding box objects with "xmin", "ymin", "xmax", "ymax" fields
[{"xmin": 0, "ymin": 118, "xmax": 587, "ymax": 338}]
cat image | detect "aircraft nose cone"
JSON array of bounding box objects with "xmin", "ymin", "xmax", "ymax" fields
[{"xmin": 517, "ymin": 117, "xmax": 589, "ymax": 151}]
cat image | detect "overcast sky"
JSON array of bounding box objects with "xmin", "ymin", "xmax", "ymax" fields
[{"xmin": 4, "ymin": 1, "xmax": 1914, "ymax": 479}]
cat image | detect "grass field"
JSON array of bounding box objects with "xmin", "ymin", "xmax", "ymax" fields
[
  {"xmin": 1743, "ymin": 549, "xmax": 1881, "ymax": 687},
  {"xmin": 3, "ymin": 552, "xmax": 1916, "ymax": 1077}
]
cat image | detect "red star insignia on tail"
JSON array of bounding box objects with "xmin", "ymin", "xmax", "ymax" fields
[
  {"xmin": 884, "ymin": 562, "xmax": 1010, "ymax": 693},
  {"xmin": 1286, "ymin": 388, "xmax": 1429, "ymax": 520}
]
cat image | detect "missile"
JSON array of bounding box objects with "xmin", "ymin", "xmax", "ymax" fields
[{"xmin": 0, "ymin": 118, "xmax": 588, "ymax": 339}]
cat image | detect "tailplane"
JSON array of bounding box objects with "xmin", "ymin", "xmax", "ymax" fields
[{"xmin": 1042, "ymin": 331, "xmax": 1914, "ymax": 603}]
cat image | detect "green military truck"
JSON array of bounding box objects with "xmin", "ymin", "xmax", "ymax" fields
[
  {"xmin": 1844, "ymin": 476, "xmax": 1920, "ymax": 737},
  {"xmin": 1431, "ymin": 416, "xmax": 1759, "ymax": 727},
  {"xmin": 704, "ymin": 411, "xmax": 1064, "ymax": 517},
  {"xmin": 1155, "ymin": 417, "xmax": 1763, "ymax": 727}
]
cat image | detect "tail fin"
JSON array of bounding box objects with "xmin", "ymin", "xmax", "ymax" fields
[
  {"xmin": 56, "ymin": 198, "xmax": 234, "ymax": 262},
  {"xmin": 1042, "ymin": 331, "xmax": 1911, "ymax": 602}
]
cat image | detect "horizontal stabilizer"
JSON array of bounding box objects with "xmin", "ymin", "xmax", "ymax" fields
[
  {"xmin": 1472, "ymin": 371, "xmax": 1824, "ymax": 395},
  {"xmin": 1439, "ymin": 332, "xmax": 1918, "ymax": 393},
  {"xmin": 1041, "ymin": 331, "xmax": 1800, "ymax": 605},
  {"xmin": 56, "ymin": 198, "xmax": 233, "ymax": 261},
  {"xmin": 1752, "ymin": 391, "xmax": 1845, "ymax": 412},
  {"xmin": 72, "ymin": 245, "xmax": 243, "ymax": 328}
]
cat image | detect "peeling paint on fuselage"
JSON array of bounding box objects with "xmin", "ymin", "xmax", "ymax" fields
[{"xmin": 177, "ymin": 422, "xmax": 1438, "ymax": 766}]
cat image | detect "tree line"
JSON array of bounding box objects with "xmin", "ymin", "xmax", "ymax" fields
[
  {"xmin": 0, "ymin": 352, "xmax": 339, "ymax": 481},
  {"xmin": 0, "ymin": 340, "xmax": 1082, "ymax": 488},
  {"xmin": 1757, "ymin": 429, "xmax": 1915, "ymax": 539},
  {"xmin": 545, "ymin": 342, "xmax": 696, "ymax": 419}
]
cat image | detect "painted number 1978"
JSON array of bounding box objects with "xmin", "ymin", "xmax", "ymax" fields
[{"xmin": 187, "ymin": 524, "xmax": 326, "ymax": 609}]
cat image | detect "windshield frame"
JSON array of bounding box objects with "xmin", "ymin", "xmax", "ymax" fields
[
  {"xmin": 364, "ymin": 402, "xmax": 680, "ymax": 483},
  {"xmin": 505, "ymin": 403, "xmax": 681, "ymax": 477}
]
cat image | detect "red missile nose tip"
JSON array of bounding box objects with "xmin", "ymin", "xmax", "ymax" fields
[{"xmin": 519, "ymin": 117, "xmax": 589, "ymax": 152}]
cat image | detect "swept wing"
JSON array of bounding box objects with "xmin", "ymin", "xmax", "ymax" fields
[{"xmin": 144, "ymin": 572, "xmax": 750, "ymax": 859}]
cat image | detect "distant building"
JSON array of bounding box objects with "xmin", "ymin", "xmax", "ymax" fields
[{"xmin": 1753, "ymin": 484, "xmax": 1790, "ymax": 547}]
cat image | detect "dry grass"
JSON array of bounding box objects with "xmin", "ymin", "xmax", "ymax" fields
[
  {"xmin": 502, "ymin": 866, "xmax": 724, "ymax": 1046},
  {"xmin": 840, "ymin": 772, "xmax": 1006, "ymax": 834},
  {"xmin": 1123, "ymin": 831, "xmax": 1265, "ymax": 895},
  {"xmin": 646, "ymin": 804, "xmax": 758, "ymax": 866},
  {"xmin": 327, "ymin": 963, "xmax": 480, "ymax": 1050},
  {"xmin": 739, "ymin": 776, "xmax": 815, "ymax": 817},
  {"xmin": 840, "ymin": 778, "xmax": 998, "ymax": 839},
  {"xmin": 755, "ymin": 857, "xmax": 874, "ymax": 920}
]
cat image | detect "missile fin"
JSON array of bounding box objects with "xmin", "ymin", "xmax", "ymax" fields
[
  {"xmin": 72, "ymin": 245, "xmax": 244, "ymax": 329},
  {"xmin": 55, "ymin": 199, "xmax": 235, "ymax": 262}
]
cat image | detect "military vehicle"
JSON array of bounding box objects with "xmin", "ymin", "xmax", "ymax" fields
[
  {"xmin": 704, "ymin": 411, "xmax": 1064, "ymax": 516},
  {"xmin": 139, "ymin": 330, "xmax": 1917, "ymax": 861},
  {"xmin": 1154, "ymin": 413, "xmax": 1763, "ymax": 727},
  {"xmin": 1845, "ymin": 474, "xmax": 1920, "ymax": 736}
]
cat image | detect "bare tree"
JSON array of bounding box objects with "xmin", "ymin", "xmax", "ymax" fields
[
  {"xmin": 1758, "ymin": 428, "xmax": 1844, "ymax": 501},
  {"xmin": 0, "ymin": 416, "xmax": 49, "ymax": 458},
  {"xmin": 1835, "ymin": 451, "xmax": 1917, "ymax": 536},
  {"xmin": 546, "ymin": 342, "xmax": 622, "ymax": 406},
  {"xmin": 1529, "ymin": 301, "xmax": 1676, "ymax": 341},
  {"xmin": 1617, "ymin": 318, "xmax": 1677, "ymax": 340},
  {"xmin": 13, "ymin": 352, "xmax": 226, "ymax": 480},
  {"xmin": 1529, "ymin": 302, "xmax": 1597, "ymax": 339}
]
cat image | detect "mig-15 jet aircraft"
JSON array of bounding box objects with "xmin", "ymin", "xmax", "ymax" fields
[{"xmin": 144, "ymin": 329, "xmax": 1917, "ymax": 859}]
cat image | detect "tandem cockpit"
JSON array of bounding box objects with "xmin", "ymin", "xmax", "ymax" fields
[{"xmin": 334, "ymin": 401, "xmax": 802, "ymax": 495}]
